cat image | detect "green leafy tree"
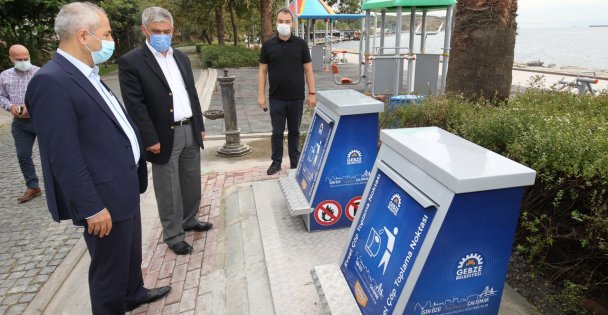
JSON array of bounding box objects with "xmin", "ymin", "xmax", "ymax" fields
[
  {"xmin": 0, "ymin": 0, "xmax": 66, "ymax": 70},
  {"xmin": 326, "ymin": 0, "xmax": 361, "ymax": 13},
  {"xmin": 100, "ymin": 0, "xmax": 140, "ymax": 57}
]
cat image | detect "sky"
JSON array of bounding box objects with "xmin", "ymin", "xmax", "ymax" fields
[{"xmin": 517, "ymin": 0, "xmax": 608, "ymax": 28}]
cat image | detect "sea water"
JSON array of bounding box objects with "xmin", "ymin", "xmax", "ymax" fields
[{"xmin": 331, "ymin": 27, "xmax": 608, "ymax": 71}]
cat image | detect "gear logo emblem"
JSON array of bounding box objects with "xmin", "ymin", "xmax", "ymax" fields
[{"xmin": 456, "ymin": 253, "xmax": 484, "ymax": 280}]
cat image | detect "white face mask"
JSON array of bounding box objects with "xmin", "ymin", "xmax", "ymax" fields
[
  {"xmin": 13, "ymin": 59, "xmax": 32, "ymax": 72},
  {"xmin": 277, "ymin": 23, "xmax": 291, "ymax": 37}
]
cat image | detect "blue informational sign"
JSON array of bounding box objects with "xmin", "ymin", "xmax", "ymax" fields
[
  {"xmin": 404, "ymin": 187, "xmax": 525, "ymax": 315},
  {"xmin": 296, "ymin": 112, "xmax": 334, "ymax": 202},
  {"xmin": 307, "ymin": 113, "xmax": 379, "ymax": 231},
  {"xmin": 341, "ymin": 169, "xmax": 437, "ymax": 314}
]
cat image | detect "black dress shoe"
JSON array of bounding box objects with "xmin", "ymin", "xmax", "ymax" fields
[
  {"xmin": 267, "ymin": 162, "xmax": 281, "ymax": 175},
  {"xmin": 169, "ymin": 241, "xmax": 193, "ymax": 255},
  {"xmin": 126, "ymin": 286, "xmax": 171, "ymax": 311},
  {"xmin": 184, "ymin": 222, "xmax": 213, "ymax": 232},
  {"xmin": 290, "ymin": 162, "xmax": 298, "ymax": 169}
]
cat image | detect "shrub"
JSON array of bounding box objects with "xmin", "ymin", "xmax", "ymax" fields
[
  {"xmin": 196, "ymin": 44, "xmax": 260, "ymax": 69},
  {"xmin": 381, "ymin": 90, "xmax": 608, "ymax": 309}
]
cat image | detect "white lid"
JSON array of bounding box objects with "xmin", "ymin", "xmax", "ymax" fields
[
  {"xmin": 317, "ymin": 89, "xmax": 384, "ymax": 116},
  {"xmin": 380, "ymin": 127, "xmax": 536, "ymax": 193}
]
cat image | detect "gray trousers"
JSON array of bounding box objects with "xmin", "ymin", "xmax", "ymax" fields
[{"xmin": 152, "ymin": 125, "xmax": 201, "ymax": 246}]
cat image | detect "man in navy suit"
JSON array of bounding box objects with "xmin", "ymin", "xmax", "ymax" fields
[{"xmin": 25, "ymin": 2, "xmax": 170, "ymax": 314}]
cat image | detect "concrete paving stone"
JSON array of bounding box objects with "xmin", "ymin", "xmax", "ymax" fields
[
  {"xmin": 6, "ymin": 302, "xmax": 27, "ymax": 314},
  {"xmin": 143, "ymin": 270, "xmax": 160, "ymax": 289},
  {"xmin": 33, "ymin": 274, "xmax": 49, "ymax": 284},
  {"xmin": 178, "ymin": 287, "xmax": 198, "ymax": 312},
  {"xmin": 194, "ymin": 293, "xmax": 212, "ymax": 315},
  {"xmin": 164, "ymin": 280, "xmax": 184, "ymax": 305},
  {"xmin": 184, "ymin": 269, "xmax": 200, "ymax": 290},
  {"xmin": 176, "ymin": 252, "xmax": 190, "ymax": 266},
  {"xmin": 7, "ymin": 266, "xmax": 25, "ymax": 279},
  {"xmin": 162, "ymin": 302, "xmax": 180, "ymax": 315},
  {"xmin": 171, "ymin": 263, "xmax": 188, "ymax": 284},
  {"xmin": 187, "ymin": 252, "xmax": 204, "ymax": 272},
  {"xmin": 2, "ymin": 293, "xmax": 19, "ymax": 305},
  {"xmin": 179, "ymin": 310, "xmax": 195, "ymax": 315},
  {"xmin": 1, "ymin": 279, "xmax": 16, "ymax": 288},
  {"xmin": 25, "ymin": 283, "xmax": 41, "ymax": 293},
  {"xmin": 14, "ymin": 276, "xmax": 33, "ymax": 286},
  {"xmin": 18, "ymin": 292, "xmax": 36, "ymax": 304}
]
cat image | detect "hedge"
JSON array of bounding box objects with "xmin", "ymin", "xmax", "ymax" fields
[
  {"xmin": 196, "ymin": 44, "xmax": 260, "ymax": 69},
  {"xmin": 381, "ymin": 89, "xmax": 608, "ymax": 309}
]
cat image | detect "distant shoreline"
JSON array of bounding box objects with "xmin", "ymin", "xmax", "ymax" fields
[{"xmin": 589, "ymin": 25, "xmax": 608, "ymax": 27}]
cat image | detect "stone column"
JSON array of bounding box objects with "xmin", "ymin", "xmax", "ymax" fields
[{"xmin": 217, "ymin": 69, "xmax": 252, "ymax": 157}]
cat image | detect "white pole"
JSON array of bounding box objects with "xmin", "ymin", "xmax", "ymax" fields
[
  {"xmin": 394, "ymin": 6, "xmax": 402, "ymax": 95},
  {"xmin": 440, "ymin": 6, "xmax": 454, "ymax": 94},
  {"xmin": 407, "ymin": 6, "xmax": 416, "ymax": 92}
]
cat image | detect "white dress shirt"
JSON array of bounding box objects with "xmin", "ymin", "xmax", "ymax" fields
[{"xmin": 145, "ymin": 41, "xmax": 192, "ymax": 122}]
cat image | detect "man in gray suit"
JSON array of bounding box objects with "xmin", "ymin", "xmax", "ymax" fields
[{"xmin": 119, "ymin": 6, "xmax": 212, "ymax": 255}]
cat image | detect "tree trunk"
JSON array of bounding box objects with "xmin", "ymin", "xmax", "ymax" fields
[
  {"xmin": 260, "ymin": 0, "xmax": 274, "ymax": 43},
  {"xmin": 215, "ymin": 4, "xmax": 225, "ymax": 45},
  {"xmin": 445, "ymin": 0, "xmax": 518, "ymax": 103},
  {"xmin": 228, "ymin": 0, "xmax": 238, "ymax": 46}
]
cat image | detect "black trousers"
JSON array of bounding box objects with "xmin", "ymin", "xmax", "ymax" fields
[
  {"xmin": 83, "ymin": 211, "xmax": 147, "ymax": 314},
  {"xmin": 269, "ymin": 98, "xmax": 304, "ymax": 165}
]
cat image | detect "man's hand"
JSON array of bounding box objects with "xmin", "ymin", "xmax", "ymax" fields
[
  {"xmin": 9, "ymin": 104, "xmax": 21, "ymax": 118},
  {"xmin": 257, "ymin": 95, "xmax": 267, "ymax": 110},
  {"xmin": 201, "ymin": 131, "xmax": 206, "ymax": 141},
  {"xmin": 306, "ymin": 94, "xmax": 317, "ymax": 107},
  {"xmin": 146, "ymin": 143, "xmax": 161, "ymax": 154},
  {"xmin": 86, "ymin": 208, "xmax": 112, "ymax": 238}
]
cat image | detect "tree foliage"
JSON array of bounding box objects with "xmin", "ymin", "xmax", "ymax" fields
[{"xmin": 0, "ymin": 0, "xmax": 66, "ymax": 70}]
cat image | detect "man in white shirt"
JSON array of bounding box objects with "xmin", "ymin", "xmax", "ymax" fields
[{"xmin": 118, "ymin": 6, "xmax": 211, "ymax": 256}]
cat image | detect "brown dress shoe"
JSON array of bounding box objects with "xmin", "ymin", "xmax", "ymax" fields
[{"xmin": 18, "ymin": 188, "xmax": 42, "ymax": 203}]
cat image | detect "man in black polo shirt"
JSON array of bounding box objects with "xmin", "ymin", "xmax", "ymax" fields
[{"xmin": 258, "ymin": 7, "xmax": 316, "ymax": 175}]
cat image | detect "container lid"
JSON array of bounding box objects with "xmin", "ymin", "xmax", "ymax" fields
[
  {"xmin": 380, "ymin": 127, "xmax": 536, "ymax": 193},
  {"xmin": 317, "ymin": 89, "xmax": 384, "ymax": 116}
]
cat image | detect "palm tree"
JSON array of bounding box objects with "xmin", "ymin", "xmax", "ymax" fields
[{"xmin": 445, "ymin": 0, "xmax": 518, "ymax": 103}]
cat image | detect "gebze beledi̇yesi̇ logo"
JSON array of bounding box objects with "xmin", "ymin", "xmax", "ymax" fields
[
  {"xmin": 346, "ymin": 149, "xmax": 362, "ymax": 165},
  {"xmin": 456, "ymin": 253, "xmax": 484, "ymax": 280},
  {"xmin": 387, "ymin": 193, "xmax": 401, "ymax": 216}
]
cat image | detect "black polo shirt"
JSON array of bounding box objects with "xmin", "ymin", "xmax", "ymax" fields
[{"xmin": 259, "ymin": 35, "xmax": 311, "ymax": 100}]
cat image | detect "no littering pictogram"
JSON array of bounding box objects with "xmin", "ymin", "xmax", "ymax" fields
[
  {"xmin": 345, "ymin": 196, "xmax": 361, "ymax": 221},
  {"xmin": 314, "ymin": 200, "xmax": 342, "ymax": 226}
]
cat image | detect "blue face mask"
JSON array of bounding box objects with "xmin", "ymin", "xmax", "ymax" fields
[
  {"xmin": 85, "ymin": 31, "xmax": 115, "ymax": 64},
  {"xmin": 144, "ymin": 26, "xmax": 172, "ymax": 53},
  {"xmin": 149, "ymin": 34, "xmax": 172, "ymax": 53}
]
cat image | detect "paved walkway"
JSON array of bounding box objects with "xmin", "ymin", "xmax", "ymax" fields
[{"xmin": 0, "ymin": 115, "xmax": 81, "ymax": 315}]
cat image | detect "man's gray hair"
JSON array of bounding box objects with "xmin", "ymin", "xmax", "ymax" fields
[
  {"xmin": 142, "ymin": 7, "xmax": 173, "ymax": 27},
  {"xmin": 54, "ymin": 2, "xmax": 106, "ymax": 40}
]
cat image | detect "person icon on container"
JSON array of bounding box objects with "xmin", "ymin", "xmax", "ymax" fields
[{"xmin": 378, "ymin": 226, "xmax": 398, "ymax": 274}]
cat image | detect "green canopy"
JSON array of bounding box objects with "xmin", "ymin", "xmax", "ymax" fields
[{"xmin": 362, "ymin": 0, "xmax": 456, "ymax": 10}]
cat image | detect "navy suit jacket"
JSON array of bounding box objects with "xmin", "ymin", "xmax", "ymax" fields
[
  {"xmin": 118, "ymin": 45, "xmax": 205, "ymax": 165},
  {"xmin": 25, "ymin": 53, "xmax": 148, "ymax": 226}
]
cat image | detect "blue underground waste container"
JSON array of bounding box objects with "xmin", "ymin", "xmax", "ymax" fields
[
  {"xmin": 279, "ymin": 89, "xmax": 384, "ymax": 232},
  {"xmin": 339, "ymin": 127, "xmax": 536, "ymax": 314}
]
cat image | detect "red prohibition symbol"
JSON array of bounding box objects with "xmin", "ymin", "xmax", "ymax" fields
[
  {"xmin": 314, "ymin": 200, "xmax": 342, "ymax": 226},
  {"xmin": 345, "ymin": 196, "xmax": 361, "ymax": 221}
]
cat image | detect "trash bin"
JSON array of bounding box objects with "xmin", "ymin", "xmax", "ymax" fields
[
  {"xmin": 387, "ymin": 94, "xmax": 424, "ymax": 112},
  {"xmin": 279, "ymin": 89, "xmax": 384, "ymax": 232},
  {"xmin": 338, "ymin": 127, "xmax": 536, "ymax": 314}
]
